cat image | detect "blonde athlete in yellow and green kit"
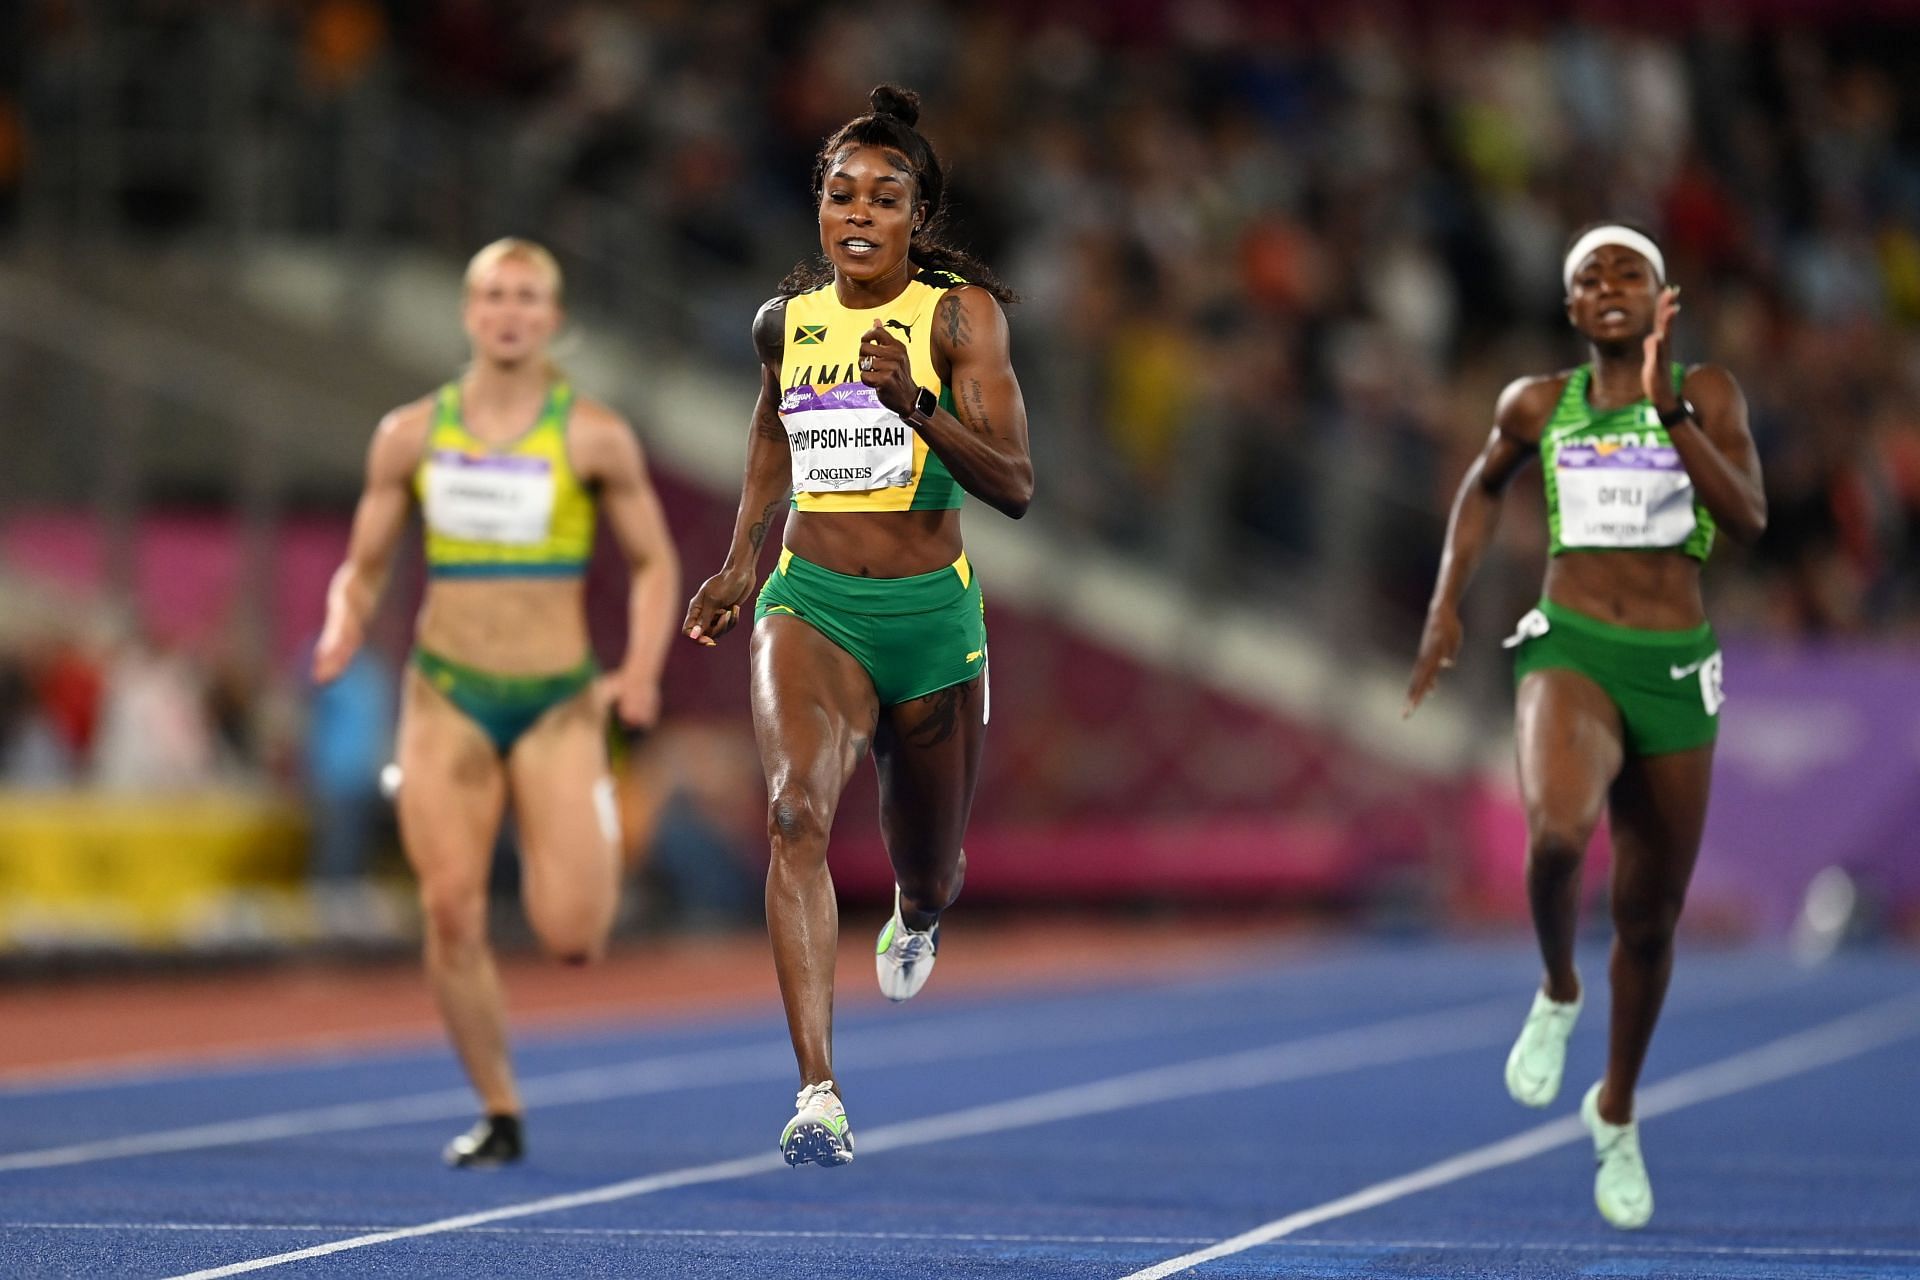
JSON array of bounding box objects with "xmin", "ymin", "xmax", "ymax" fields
[
  {"xmin": 314, "ymin": 238, "xmax": 679, "ymax": 1167},
  {"xmin": 1407, "ymin": 224, "xmax": 1765, "ymax": 1229},
  {"xmin": 683, "ymin": 85, "xmax": 1033, "ymax": 1168}
]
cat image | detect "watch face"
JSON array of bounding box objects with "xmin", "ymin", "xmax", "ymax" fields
[{"xmin": 915, "ymin": 388, "xmax": 938, "ymax": 419}]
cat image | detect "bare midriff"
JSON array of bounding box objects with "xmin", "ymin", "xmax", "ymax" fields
[
  {"xmin": 785, "ymin": 508, "xmax": 964, "ymax": 578},
  {"xmin": 1544, "ymin": 550, "xmax": 1706, "ymax": 631},
  {"xmin": 415, "ymin": 577, "xmax": 593, "ymax": 673}
]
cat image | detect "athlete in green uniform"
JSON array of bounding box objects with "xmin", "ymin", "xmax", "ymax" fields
[
  {"xmin": 682, "ymin": 85, "xmax": 1033, "ymax": 1168},
  {"xmin": 316, "ymin": 239, "xmax": 679, "ymax": 1167},
  {"xmin": 1407, "ymin": 225, "xmax": 1766, "ymax": 1228}
]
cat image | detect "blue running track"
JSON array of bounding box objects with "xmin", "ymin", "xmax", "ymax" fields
[{"xmin": 2, "ymin": 941, "xmax": 1917, "ymax": 1278}]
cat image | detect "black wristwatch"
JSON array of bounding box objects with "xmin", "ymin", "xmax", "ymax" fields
[
  {"xmin": 1656, "ymin": 397, "xmax": 1697, "ymax": 429},
  {"xmin": 907, "ymin": 386, "xmax": 938, "ymax": 428}
]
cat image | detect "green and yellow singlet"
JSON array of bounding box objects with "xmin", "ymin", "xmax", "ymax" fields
[
  {"xmin": 414, "ymin": 380, "xmax": 596, "ymax": 577},
  {"xmin": 1542, "ymin": 364, "xmax": 1714, "ymax": 562},
  {"xmin": 778, "ymin": 270, "xmax": 965, "ymax": 513}
]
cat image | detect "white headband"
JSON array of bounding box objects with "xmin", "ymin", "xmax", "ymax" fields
[{"xmin": 1562, "ymin": 226, "xmax": 1665, "ymax": 292}]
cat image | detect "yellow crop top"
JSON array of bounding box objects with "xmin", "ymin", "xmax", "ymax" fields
[
  {"xmin": 778, "ymin": 270, "xmax": 965, "ymax": 513},
  {"xmin": 413, "ymin": 380, "xmax": 595, "ymax": 577}
]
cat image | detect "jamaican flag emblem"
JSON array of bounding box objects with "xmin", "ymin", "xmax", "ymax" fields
[{"xmin": 794, "ymin": 325, "xmax": 827, "ymax": 345}]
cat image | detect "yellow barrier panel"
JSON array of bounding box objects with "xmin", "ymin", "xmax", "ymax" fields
[{"xmin": 0, "ymin": 790, "xmax": 308, "ymax": 949}]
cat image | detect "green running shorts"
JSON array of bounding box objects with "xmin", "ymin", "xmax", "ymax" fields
[
  {"xmin": 755, "ymin": 549, "xmax": 987, "ymax": 708},
  {"xmin": 1506, "ymin": 598, "xmax": 1722, "ymax": 756},
  {"xmin": 412, "ymin": 647, "xmax": 597, "ymax": 755}
]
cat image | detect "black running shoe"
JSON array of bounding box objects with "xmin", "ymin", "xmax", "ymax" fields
[{"xmin": 444, "ymin": 1113, "xmax": 523, "ymax": 1169}]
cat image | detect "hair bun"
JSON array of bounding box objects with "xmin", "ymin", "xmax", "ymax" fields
[{"xmin": 869, "ymin": 84, "xmax": 921, "ymax": 127}]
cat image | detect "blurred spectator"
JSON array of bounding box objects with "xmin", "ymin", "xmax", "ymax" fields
[
  {"xmin": 0, "ymin": 0, "xmax": 21, "ymax": 229},
  {"xmin": 91, "ymin": 632, "xmax": 218, "ymax": 791},
  {"xmin": 34, "ymin": 632, "xmax": 103, "ymax": 766},
  {"xmin": 302, "ymin": 0, "xmax": 389, "ymax": 95},
  {"xmin": 0, "ymin": 571, "xmax": 298, "ymax": 793},
  {"xmin": 616, "ymin": 721, "xmax": 764, "ymax": 927},
  {"xmin": 302, "ymin": 646, "xmax": 395, "ymax": 882},
  {"xmin": 7, "ymin": 0, "xmax": 1920, "ymax": 650},
  {"xmin": 0, "ymin": 647, "xmax": 71, "ymax": 786},
  {"xmin": 0, "ymin": 94, "xmax": 22, "ymax": 229}
]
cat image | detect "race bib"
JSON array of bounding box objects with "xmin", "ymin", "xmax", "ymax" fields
[
  {"xmin": 422, "ymin": 450, "xmax": 556, "ymax": 545},
  {"xmin": 780, "ymin": 383, "xmax": 916, "ymax": 493},
  {"xmin": 1555, "ymin": 444, "xmax": 1697, "ymax": 548},
  {"xmin": 1698, "ymin": 650, "xmax": 1725, "ymax": 715}
]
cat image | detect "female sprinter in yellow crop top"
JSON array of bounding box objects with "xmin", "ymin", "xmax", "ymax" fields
[
  {"xmin": 314, "ymin": 238, "xmax": 679, "ymax": 1167},
  {"xmin": 683, "ymin": 85, "xmax": 1033, "ymax": 1168}
]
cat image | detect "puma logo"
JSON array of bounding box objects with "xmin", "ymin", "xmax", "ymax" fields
[{"xmin": 885, "ymin": 319, "xmax": 914, "ymax": 342}]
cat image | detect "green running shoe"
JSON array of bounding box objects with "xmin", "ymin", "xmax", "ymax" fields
[
  {"xmin": 780, "ymin": 1080, "xmax": 854, "ymax": 1168},
  {"xmin": 1504, "ymin": 985, "xmax": 1582, "ymax": 1107},
  {"xmin": 875, "ymin": 884, "xmax": 939, "ymax": 1002},
  {"xmin": 1582, "ymin": 1081, "xmax": 1653, "ymax": 1229}
]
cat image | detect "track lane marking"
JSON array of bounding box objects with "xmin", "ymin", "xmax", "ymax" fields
[
  {"xmin": 158, "ymin": 1000, "xmax": 1516, "ymax": 1278},
  {"xmin": 0, "ymin": 983, "xmax": 1514, "ymax": 1173},
  {"xmin": 12, "ymin": 1222, "xmax": 1920, "ymax": 1262},
  {"xmin": 1, "ymin": 963, "xmax": 1807, "ymax": 1173},
  {"xmin": 1118, "ymin": 990, "xmax": 1920, "ymax": 1279}
]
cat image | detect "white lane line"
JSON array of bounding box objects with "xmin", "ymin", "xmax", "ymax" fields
[
  {"xmin": 1, "ymin": 986, "xmax": 1399, "ymax": 1175},
  {"xmin": 10, "ymin": 1221, "xmax": 1920, "ymax": 1264},
  {"xmin": 158, "ymin": 1000, "xmax": 1515, "ymax": 1279},
  {"xmin": 1118, "ymin": 990, "xmax": 1920, "ymax": 1279},
  {"xmin": 0, "ymin": 947, "xmax": 1447, "ymax": 1097},
  {"xmin": 161, "ymin": 1151, "xmax": 791, "ymax": 1279},
  {"xmin": 1281, "ymin": 1237, "xmax": 1920, "ymax": 1262},
  {"xmin": 0, "ymin": 962, "xmax": 1800, "ymax": 1174},
  {"xmin": 17, "ymin": 1219, "xmax": 1920, "ymax": 1262},
  {"xmin": 0, "ymin": 948, "xmax": 1805, "ymax": 1099},
  {"xmin": 0, "ymin": 945, "xmax": 1796, "ymax": 1099},
  {"xmin": 3, "ymin": 1222, "xmax": 1215, "ymax": 1246},
  {"xmin": 6, "ymin": 1223, "xmax": 370, "ymax": 1235},
  {"xmin": 0, "ymin": 942, "xmax": 1406, "ymax": 1098}
]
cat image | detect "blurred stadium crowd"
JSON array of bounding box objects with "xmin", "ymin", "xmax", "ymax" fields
[
  {"xmin": 0, "ymin": 570, "xmax": 294, "ymax": 790},
  {"xmin": 1, "ymin": 3, "xmax": 1917, "ymax": 873}
]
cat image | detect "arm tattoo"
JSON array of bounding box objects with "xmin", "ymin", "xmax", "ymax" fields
[
  {"xmin": 962, "ymin": 378, "xmax": 991, "ymax": 434},
  {"xmin": 753, "ymin": 403, "xmax": 785, "ymax": 441},
  {"xmin": 747, "ymin": 496, "xmax": 783, "ymax": 553},
  {"xmin": 939, "ymin": 294, "xmax": 972, "ymax": 348}
]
